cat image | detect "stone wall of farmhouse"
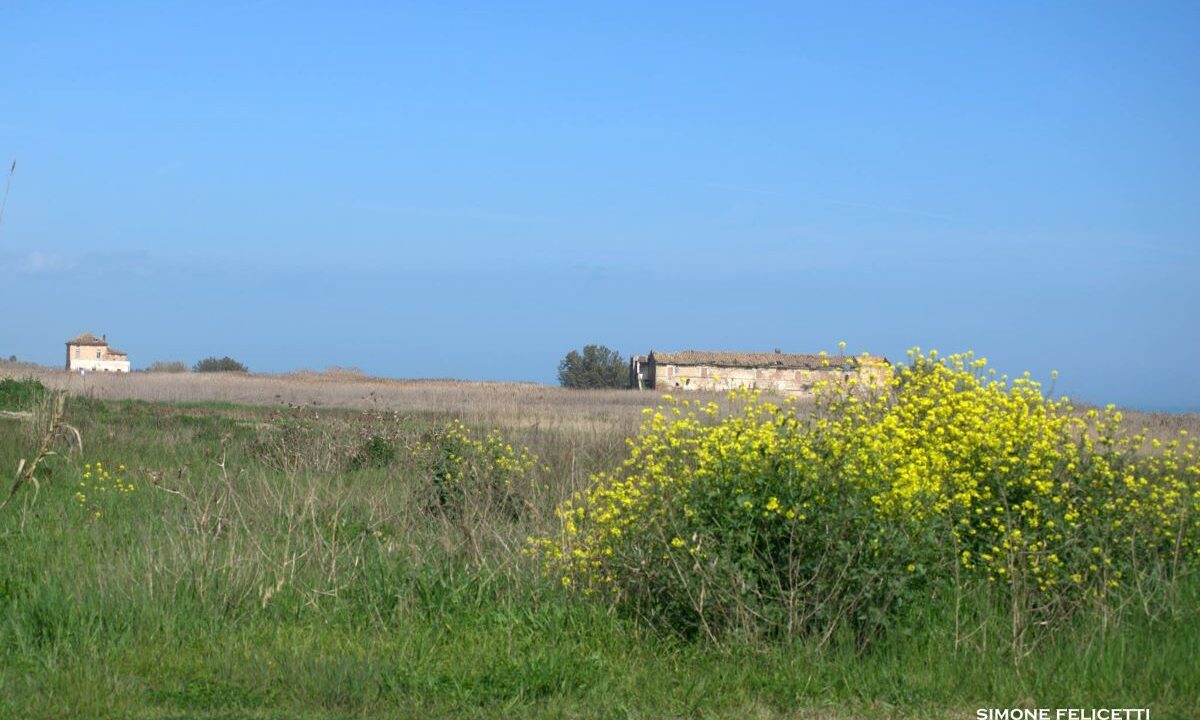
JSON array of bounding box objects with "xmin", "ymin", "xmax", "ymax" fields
[{"xmin": 655, "ymin": 361, "xmax": 890, "ymax": 396}]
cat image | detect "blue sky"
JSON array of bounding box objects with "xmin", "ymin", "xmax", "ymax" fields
[{"xmin": 1, "ymin": 1, "xmax": 1197, "ymax": 410}]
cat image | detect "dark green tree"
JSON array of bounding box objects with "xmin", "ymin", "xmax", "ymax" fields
[
  {"xmin": 193, "ymin": 356, "xmax": 248, "ymax": 373},
  {"xmin": 147, "ymin": 360, "xmax": 188, "ymax": 373},
  {"xmin": 557, "ymin": 345, "xmax": 626, "ymax": 389}
]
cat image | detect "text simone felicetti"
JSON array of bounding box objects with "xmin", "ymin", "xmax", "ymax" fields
[{"xmin": 977, "ymin": 710, "xmax": 1149, "ymax": 720}]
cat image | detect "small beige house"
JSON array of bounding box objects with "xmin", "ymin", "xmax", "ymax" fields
[
  {"xmin": 65, "ymin": 332, "xmax": 130, "ymax": 373},
  {"xmin": 630, "ymin": 349, "xmax": 890, "ymax": 397}
]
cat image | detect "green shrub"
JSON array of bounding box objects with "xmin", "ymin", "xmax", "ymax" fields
[
  {"xmin": 558, "ymin": 345, "xmax": 627, "ymax": 389},
  {"xmin": 194, "ymin": 356, "xmax": 248, "ymax": 373},
  {"xmin": 147, "ymin": 360, "xmax": 188, "ymax": 373},
  {"xmin": 349, "ymin": 434, "xmax": 397, "ymax": 471},
  {"xmin": 0, "ymin": 377, "xmax": 48, "ymax": 411},
  {"xmin": 413, "ymin": 420, "xmax": 543, "ymax": 520}
]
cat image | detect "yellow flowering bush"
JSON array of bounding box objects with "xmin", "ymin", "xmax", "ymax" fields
[
  {"xmin": 537, "ymin": 350, "xmax": 1200, "ymax": 645},
  {"xmin": 75, "ymin": 460, "xmax": 135, "ymax": 520},
  {"xmin": 413, "ymin": 420, "xmax": 542, "ymax": 519},
  {"xmin": 880, "ymin": 352, "xmax": 1199, "ymax": 619}
]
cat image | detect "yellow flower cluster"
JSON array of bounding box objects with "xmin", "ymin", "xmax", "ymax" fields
[
  {"xmin": 414, "ymin": 419, "xmax": 544, "ymax": 517},
  {"xmin": 76, "ymin": 461, "xmax": 135, "ymax": 519},
  {"xmin": 415, "ymin": 419, "xmax": 540, "ymax": 486},
  {"xmin": 850, "ymin": 350, "xmax": 1199, "ymax": 598},
  {"xmin": 535, "ymin": 349, "xmax": 1199, "ymax": 637}
]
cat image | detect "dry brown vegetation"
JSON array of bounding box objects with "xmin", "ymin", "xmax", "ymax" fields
[
  {"xmin": 3, "ymin": 365, "xmax": 1195, "ymax": 442},
  {"xmin": 3, "ymin": 366, "xmax": 680, "ymax": 432}
]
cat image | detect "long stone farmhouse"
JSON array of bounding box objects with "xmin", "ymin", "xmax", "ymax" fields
[
  {"xmin": 65, "ymin": 332, "xmax": 130, "ymax": 373},
  {"xmin": 629, "ymin": 349, "xmax": 890, "ymax": 397}
]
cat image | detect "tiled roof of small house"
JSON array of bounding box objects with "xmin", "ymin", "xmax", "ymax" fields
[
  {"xmin": 648, "ymin": 350, "xmax": 888, "ymax": 370},
  {"xmin": 65, "ymin": 332, "xmax": 108, "ymax": 347},
  {"xmin": 105, "ymin": 348, "xmax": 128, "ymax": 357}
]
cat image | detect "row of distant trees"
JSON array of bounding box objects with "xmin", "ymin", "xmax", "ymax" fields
[
  {"xmin": 161, "ymin": 346, "xmax": 630, "ymax": 387},
  {"xmin": 164, "ymin": 346, "xmax": 631, "ymax": 386},
  {"xmin": 166, "ymin": 349, "xmax": 629, "ymax": 385},
  {"xmin": 33, "ymin": 345, "xmax": 630, "ymax": 385},
  {"xmin": 148, "ymin": 357, "xmax": 248, "ymax": 373}
]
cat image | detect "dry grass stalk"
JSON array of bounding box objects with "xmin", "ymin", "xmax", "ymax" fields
[{"xmin": 1, "ymin": 390, "xmax": 83, "ymax": 511}]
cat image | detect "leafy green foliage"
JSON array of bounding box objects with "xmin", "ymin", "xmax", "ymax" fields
[
  {"xmin": 557, "ymin": 344, "xmax": 626, "ymax": 389},
  {"xmin": 0, "ymin": 377, "xmax": 47, "ymax": 411},
  {"xmin": 193, "ymin": 356, "xmax": 248, "ymax": 373},
  {"xmin": 147, "ymin": 360, "xmax": 188, "ymax": 373},
  {"xmin": 412, "ymin": 419, "xmax": 542, "ymax": 519},
  {"xmin": 348, "ymin": 434, "xmax": 396, "ymax": 471}
]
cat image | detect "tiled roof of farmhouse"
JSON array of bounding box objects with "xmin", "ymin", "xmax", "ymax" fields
[
  {"xmin": 649, "ymin": 350, "xmax": 888, "ymax": 370},
  {"xmin": 106, "ymin": 348, "xmax": 128, "ymax": 356},
  {"xmin": 65, "ymin": 332, "xmax": 108, "ymax": 347}
]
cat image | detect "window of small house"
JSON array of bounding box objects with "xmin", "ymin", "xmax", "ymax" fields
[
  {"xmin": 74, "ymin": 348, "xmax": 80, "ymax": 358},
  {"xmin": 96, "ymin": 350, "xmax": 101, "ymax": 359}
]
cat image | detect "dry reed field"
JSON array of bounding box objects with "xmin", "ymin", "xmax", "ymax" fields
[
  {"xmin": 3, "ymin": 366, "xmax": 679, "ymax": 432},
  {"xmin": 2, "ymin": 364, "xmax": 1194, "ymax": 441}
]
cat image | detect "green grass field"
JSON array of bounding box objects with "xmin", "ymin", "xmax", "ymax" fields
[{"xmin": 1, "ymin": 382, "xmax": 1197, "ymax": 719}]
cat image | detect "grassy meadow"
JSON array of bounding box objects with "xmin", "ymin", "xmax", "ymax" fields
[{"xmin": 1, "ymin": 368, "xmax": 1198, "ymax": 719}]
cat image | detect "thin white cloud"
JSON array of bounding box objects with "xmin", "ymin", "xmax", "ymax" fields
[
  {"xmin": 0, "ymin": 250, "xmax": 159, "ymax": 276},
  {"xmin": 704, "ymin": 182, "xmax": 965, "ymax": 223},
  {"xmin": 821, "ymin": 199, "xmax": 962, "ymax": 223},
  {"xmin": 12, "ymin": 251, "xmax": 77, "ymax": 274},
  {"xmin": 704, "ymin": 182, "xmax": 792, "ymax": 197}
]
